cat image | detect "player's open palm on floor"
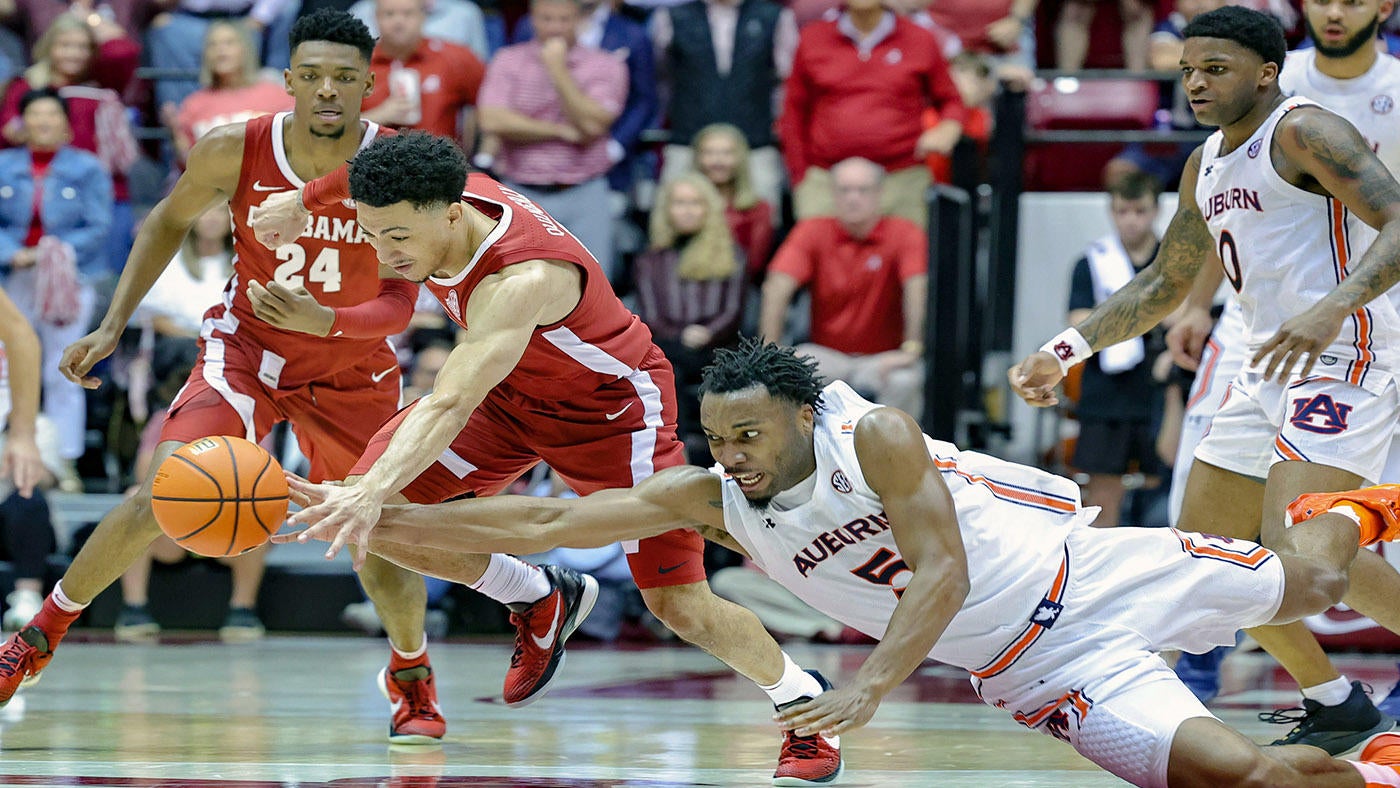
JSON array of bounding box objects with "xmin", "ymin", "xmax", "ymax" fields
[
  {"xmin": 774, "ymin": 683, "xmax": 879, "ymax": 738},
  {"xmin": 279, "ymin": 473, "xmax": 382, "ymax": 569}
]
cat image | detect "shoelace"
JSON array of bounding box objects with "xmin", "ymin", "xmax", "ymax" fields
[
  {"xmin": 506, "ymin": 595, "xmax": 558, "ymax": 670},
  {"xmin": 0, "ymin": 636, "xmax": 33, "ymax": 676},
  {"xmin": 397, "ymin": 675, "xmax": 440, "ymax": 719},
  {"xmin": 782, "ymin": 731, "xmax": 826, "ymax": 758},
  {"xmin": 1258, "ymin": 707, "xmax": 1308, "ymax": 726}
]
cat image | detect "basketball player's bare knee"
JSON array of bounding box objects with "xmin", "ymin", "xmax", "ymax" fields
[
  {"xmin": 640, "ymin": 584, "xmax": 713, "ymax": 641},
  {"xmin": 1276, "ymin": 556, "xmax": 1347, "ymax": 619}
]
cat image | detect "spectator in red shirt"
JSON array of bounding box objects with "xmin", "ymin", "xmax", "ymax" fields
[
  {"xmin": 362, "ymin": 0, "xmax": 485, "ymax": 150},
  {"xmin": 778, "ymin": 0, "xmax": 965, "ymax": 229},
  {"xmin": 690, "ymin": 123, "xmax": 773, "ymax": 280},
  {"xmin": 164, "ymin": 20, "xmax": 292, "ymax": 165},
  {"xmin": 633, "ymin": 172, "xmax": 745, "ymax": 458},
  {"xmin": 759, "ymin": 157, "xmax": 927, "ymax": 419}
]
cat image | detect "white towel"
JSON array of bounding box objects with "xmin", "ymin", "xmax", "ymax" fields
[{"xmin": 1085, "ymin": 234, "xmax": 1145, "ymax": 373}]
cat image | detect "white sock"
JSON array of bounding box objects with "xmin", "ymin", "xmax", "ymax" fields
[
  {"xmin": 1350, "ymin": 760, "xmax": 1400, "ymax": 786},
  {"xmin": 759, "ymin": 652, "xmax": 824, "ymax": 707},
  {"xmin": 469, "ymin": 554, "xmax": 551, "ymax": 606},
  {"xmin": 1302, "ymin": 675, "xmax": 1354, "ymax": 707},
  {"xmin": 51, "ymin": 581, "xmax": 87, "ymax": 613},
  {"xmin": 392, "ymin": 635, "xmax": 427, "ymax": 661}
]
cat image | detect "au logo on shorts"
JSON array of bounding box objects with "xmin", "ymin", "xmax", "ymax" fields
[{"xmin": 1289, "ymin": 393, "xmax": 1353, "ymax": 434}]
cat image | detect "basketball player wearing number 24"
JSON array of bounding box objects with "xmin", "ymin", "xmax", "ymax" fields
[
  {"xmin": 254, "ymin": 132, "xmax": 840, "ymax": 784},
  {"xmin": 0, "ymin": 10, "xmax": 450, "ymax": 746},
  {"xmin": 1012, "ymin": 6, "xmax": 1400, "ymax": 755},
  {"xmin": 283, "ymin": 338, "xmax": 1400, "ymax": 787}
]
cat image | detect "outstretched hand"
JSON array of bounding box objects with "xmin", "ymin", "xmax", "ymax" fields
[
  {"xmin": 773, "ymin": 684, "xmax": 880, "ymax": 738},
  {"xmin": 1008, "ymin": 351, "xmax": 1066, "ymax": 408},
  {"xmin": 277, "ymin": 473, "xmax": 382, "ymax": 570}
]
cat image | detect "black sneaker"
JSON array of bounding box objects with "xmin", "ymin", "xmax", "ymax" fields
[
  {"xmin": 502, "ymin": 565, "xmax": 598, "ymax": 707},
  {"xmin": 114, "ymin": 605, "xmax": 159, "ymax": 643},
  {"xmin": 1260, "ymin": 680, "xmax": 1395, "ymax": 755}
]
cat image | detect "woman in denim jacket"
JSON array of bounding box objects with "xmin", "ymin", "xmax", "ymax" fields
[{"xmin": 0, "ymin": 87, "xmax": 113, "ymax": 480}]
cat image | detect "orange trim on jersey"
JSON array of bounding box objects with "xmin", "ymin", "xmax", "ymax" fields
[
  {"xmin": 1330, "ymin": 199, "xmax": 1373, "ymax": 386},
  {"xmin": 1185, "ymin": 337, "xmax": 1222, "ymax": 410},
  {"xmin": 1012, "ymin": 689, "xmax": 1094, "ymax": 729},
  {"xmin": 971, "ymin": 548, "xmax": 1070, "ymax": 680},
  {"xmin": 1175, "ymin": 529, "xmax": 1274, "ymax": 569},
  {"xmin": 1274, "ymin": 434, "xmax": 1307, "ymax": 462},
  {"xmin": 933, "ymin": 458, "xmax": 1079, "ymax": 514}
]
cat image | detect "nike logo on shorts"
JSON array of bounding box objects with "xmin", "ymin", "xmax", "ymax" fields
[
  {"xmin": 370, "ymin": 366, "xmax": 397, "ymax": 383},
  {"xmin": 605, "ymin": 403, "xmax": 634, "ymax": 421}
]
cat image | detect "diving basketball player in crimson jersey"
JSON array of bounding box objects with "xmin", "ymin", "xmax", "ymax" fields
[
  {"xmin": 259, "ymin": 132, "xmax": 841, "ymax": 785},
  {"xmin": 0, "ymin": 10, "xmax": 454, "ymax": 745}
]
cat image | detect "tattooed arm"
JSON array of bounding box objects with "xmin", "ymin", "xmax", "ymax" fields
[
  {"xmin": 1254, "ymin": 108, "xmax": 1400, "ymax": 380},
  {"xmin": 1010, "ymin": 147, "xmax": 1213, "ymax": 407}
]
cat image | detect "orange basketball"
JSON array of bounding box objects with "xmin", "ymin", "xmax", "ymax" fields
[{"xmin": 150, "ymin": 436, "xmax": 289, "ymax": 558}]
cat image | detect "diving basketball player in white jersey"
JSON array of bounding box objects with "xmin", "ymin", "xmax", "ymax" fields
[
  {"xmin": 1165, "ymin": 0, "xmax": 1400, "ymax": 740},
  {"xmin": 280, "ymin": 338, "xmax": 1400, "ymax": 788},
  {"xmin": 1013, "ymin": 4, "xmax": 1400, "ymax": 755}
]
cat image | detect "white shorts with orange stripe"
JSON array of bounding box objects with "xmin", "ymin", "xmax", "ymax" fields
[
  {"xmin": 1169, "ymin": 299, "xmax": 1247, "ymax": 525},
  {"xmin": 972, "ymin": 524, "xmax": 1284, "ymax": 788},
  {"xmin": 1194, "ymin": 369, "xmax": 1398, "ymax": 483}
]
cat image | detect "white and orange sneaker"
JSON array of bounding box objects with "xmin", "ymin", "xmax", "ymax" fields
[
  {"xmin": 1288, "ymin": 485, "xmax": 1400, "ymax": 547},
  {"xmin": 773, "ymin": 670, "xmax": 844, "ymax": 786},
  {"xmin": 502, "ymin": 565, "xmax": 598, "ymax": 707},
  {"xmin": 378, "ymin": 661, "xmax": 446, "ymax": 744},
  {"xmin": 1355, "ymin": 731, "xmax": 1400, "ymax": 786}
]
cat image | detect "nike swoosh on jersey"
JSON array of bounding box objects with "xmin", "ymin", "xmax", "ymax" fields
[
  {"xmin": 530, "ymin": 602, "xmax": 563, "ymax": 650},
  {"xmin": 605, "ymin": 402, "xmax": 634, "ymax": 421},
  {"xmin": 252, "ymin": 181, "xmax": 285, "ymax": 192},
  {"xmin": 370, "ymin": 366, "xmax": 397, "ymax": 383}
]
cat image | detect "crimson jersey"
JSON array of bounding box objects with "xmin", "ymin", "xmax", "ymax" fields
[
  {"xmin": 221, "ymin": 112, "xmax": 392, "ymax": 389},
  {"xmin": 424, "ymin": 173, "xmax": 656, "ymax": 398}
]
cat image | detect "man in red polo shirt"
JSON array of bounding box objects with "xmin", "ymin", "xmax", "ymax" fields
[
  {"xmin": 778, "ymin": 0, "xmax": 964, "ymax": 229},
  {"xmin": 362, "ymin": 0, "xmax": 486, "ymax": 149},
  {"xmin": 758, "ymin": 156, "xmax": 927, "ymax": 419}
]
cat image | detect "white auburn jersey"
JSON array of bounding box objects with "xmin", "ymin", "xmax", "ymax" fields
[
  {"xmin": 717, "ymin": 382, "xmax": 1095, "ymax": 672},
  {"xmin": 1195, "ymin": 97, "xmax": 1400, "ymax": 386},
  {"xmin": 1281, "ymin": 50, "xmax": 1400, "ymax": 318}
]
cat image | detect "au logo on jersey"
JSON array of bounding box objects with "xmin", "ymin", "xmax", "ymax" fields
[
  {"xmin": 832, "ymin": 470, "xmax": 853, "ymax": 494},
  {"xmin": 1289, "ymin": 393, "xmax": 1353, "ymax": 434}
]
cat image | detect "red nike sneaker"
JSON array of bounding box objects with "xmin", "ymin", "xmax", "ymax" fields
[
  {"xmin": 502, "ymin": 565, "xmax": 598, "ymax": 707},
  {"xmin": 378, "ymin": 662, "xmax": 446, "ymax": 744},
  {"xmin": 0, "ymin": 627, "xmax": 54, "ymax": 706},
  {"xmin": 1288, "ymin": 484, "xmax": 1400, "ymax": 547},
  {"xmin": 773, "ymin": 670, "xmax": 844, "ymax": 786}
]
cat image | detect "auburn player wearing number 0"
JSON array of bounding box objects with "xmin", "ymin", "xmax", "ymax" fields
[
  {"xmin": 0, "ymin": 10, "xmax": 452, "ymax": 746},
  {"xmin": 1012, "ymin": 6, "xmax": 1400, "ymax": 755}
]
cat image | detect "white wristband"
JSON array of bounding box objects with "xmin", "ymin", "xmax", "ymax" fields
[{"xmin": 1039, "ymin": 327, "xmax": 1093, "ymax": 374}]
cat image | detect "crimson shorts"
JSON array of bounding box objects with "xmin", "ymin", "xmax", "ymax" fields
[
  {"xmin": 351, "ymin": 347, "xmax": 703, "ymax": 589},
  {"xmin": 162, "ymin": 331, "xmax": 402, "ymax": 483}
]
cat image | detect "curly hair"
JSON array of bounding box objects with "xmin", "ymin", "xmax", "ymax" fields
[
  {"xmin": 349, "ymin": 132, "xmax": 467, "ymax": 209},
  {"xmin": 650, "ymin": 173, "xmax": 739, "ymax": 282},
  {"xmin": 290, "ymin": 8, "xmax": 376, "ymax": 63},
  {"xmin": 702, "ymin": 337, "xmax": 825, "ymax": 412},
  {"xmin": 1183, "ymin": 6, "xmax": 1286, "ymax": 69}
]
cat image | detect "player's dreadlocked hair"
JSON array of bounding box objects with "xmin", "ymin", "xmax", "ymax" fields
[
  {"xmin": 701, "ymin": 337, "xmax": 825, "ymax": 412},
  {"xmin": 1183, "ymin": 6, "xmax": 1285, "ymax": 69},
  {"xmin": 350, "ymin": 132, "xmax": 467, "ymax": 209},
  {"xmin": 290, "ymin": 8, "xmax": 376, "ymax": 63}
]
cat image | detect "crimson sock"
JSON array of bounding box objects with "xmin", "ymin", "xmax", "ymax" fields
[{"xmin": 30, "ymin": 596, "xmax": 82, "ymax": 650}]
